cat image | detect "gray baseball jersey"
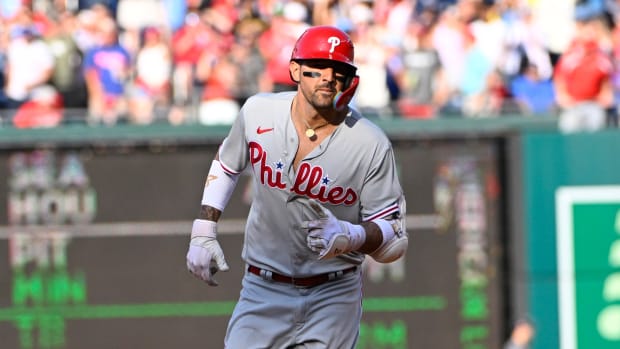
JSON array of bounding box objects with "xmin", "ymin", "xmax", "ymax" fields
[{"xmin": 218, "ymin": 91, "xmax": 404, "ymax": 276}]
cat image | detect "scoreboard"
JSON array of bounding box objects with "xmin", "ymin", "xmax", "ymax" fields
[{"xmin": 0, "ymin": 139, "xmax": 506, "ymax": 349}]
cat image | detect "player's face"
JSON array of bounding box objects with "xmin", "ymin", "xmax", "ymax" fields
[{"xmin": 298, "ymin": 61, "xmax": 350, "ymax": 110}]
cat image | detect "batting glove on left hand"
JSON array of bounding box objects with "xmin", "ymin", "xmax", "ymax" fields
[
  {"xmin": 186, "ymin": 219, "xmax": 230, "ymax": 286},
  {"xmin": 301, "ymin": 199, "xmax": 366, "ymax": 260}
]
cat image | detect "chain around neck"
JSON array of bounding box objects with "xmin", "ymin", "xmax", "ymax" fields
[{"xmin": 301, "ymin": 118, "xmax": 330, "ymax": 139}]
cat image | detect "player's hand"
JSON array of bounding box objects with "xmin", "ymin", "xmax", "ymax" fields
[
  {"xmin": 301, "ymin": 199, "xmax": 365, "ymax": 260},
  {"xmin": 186, "ymin": 220, "xmax": 230, "ymax": 286}
]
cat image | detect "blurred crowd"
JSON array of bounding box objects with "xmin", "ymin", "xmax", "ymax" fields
[{"xmin": 0, "ymin": 0, "xmax": 619, "ymax": 133}]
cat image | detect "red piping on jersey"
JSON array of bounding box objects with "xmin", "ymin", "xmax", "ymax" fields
[
  {"xmin": 364, "ymin": 203, "xmax": 400, "ymax": 222},
  {"xmin": 219, "ymin": 160, "xmax": 241, "ymax": 176}
]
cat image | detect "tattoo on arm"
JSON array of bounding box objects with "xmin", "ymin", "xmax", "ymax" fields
[{"xmin": 200, "ymin": 205, "xmax": 222, "ymax": 222}]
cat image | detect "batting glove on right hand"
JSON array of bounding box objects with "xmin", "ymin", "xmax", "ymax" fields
[
  {"xmin": 186, "ymin": 219, "xmax": 230, "ymax": 286},
  {"xmin": 301, "ymin": 199, "xmax": 366, "ymax": 260}
]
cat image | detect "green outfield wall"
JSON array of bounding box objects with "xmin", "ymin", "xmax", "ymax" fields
[{"xmin": 520, "ymin": 130, "xmax": 620, "ymax": 349}]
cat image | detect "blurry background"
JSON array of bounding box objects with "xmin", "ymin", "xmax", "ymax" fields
[{"xmin": 0, "ymin": 0, "xmax": 619, "ymax": 349}]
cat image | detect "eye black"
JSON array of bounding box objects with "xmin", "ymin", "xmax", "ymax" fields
[
  {"xmin": 302, "ymin": 71, "xmax": 348, "ymax": 84},
  {"xmin": 302, "ymin": 71, "xmax": 321, "ymax": 78}
]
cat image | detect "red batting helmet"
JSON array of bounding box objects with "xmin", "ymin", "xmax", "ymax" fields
[{"xmin": 290, "ymin": 26, "xmax": 356, "ymax": 72}]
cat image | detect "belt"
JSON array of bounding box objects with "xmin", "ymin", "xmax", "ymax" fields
[{"xmin": 247, "ymin": 265, "xmax": 358, "ymax": 288}]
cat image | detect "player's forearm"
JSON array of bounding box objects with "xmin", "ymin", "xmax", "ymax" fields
[
  {"xmin": 358, "ymin": 222, "xmax": 383, "ymax": 254},
  {"xmin": 362, "ymin": 218, "xmax": 408, "ymax": 263},
  {"xmin": 199, "ymin": 205, "xmax": 222, "ymax": 222}
]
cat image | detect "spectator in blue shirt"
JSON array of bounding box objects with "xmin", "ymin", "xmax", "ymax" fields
[
  {"xmin": 510, "ymin": 63, "xmax": 557, "ymax": 115},
  {"xmin": 82, "ymin": 16, "xmax": 131, "ymax": 125}
]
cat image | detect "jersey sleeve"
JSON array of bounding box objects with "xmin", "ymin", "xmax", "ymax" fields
[
  {"xmin": 359, "ymin": 145, "xmax": 405, "ymax": 222},
  {"xmin": 217, "ymin": 104, "xmax": 249, "ymax": 175}
]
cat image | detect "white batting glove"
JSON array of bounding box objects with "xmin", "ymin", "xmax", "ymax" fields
[
  {"xmin": 301, "ymin": 199, "xmax": 366, "ymax": 260},
  {"xmin": 186, "ymin": 219, "xmax": 230, "ymax": 286}
]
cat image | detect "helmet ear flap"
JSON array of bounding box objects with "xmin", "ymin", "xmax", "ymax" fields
[{"xmin": 333, "ymin": 75, "xmax": 359, "ymax": 111}]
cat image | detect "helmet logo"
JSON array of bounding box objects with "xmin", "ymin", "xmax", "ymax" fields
[{"xmin": 327, "ymin": 36, "xmax": 341, "ymax": 53}]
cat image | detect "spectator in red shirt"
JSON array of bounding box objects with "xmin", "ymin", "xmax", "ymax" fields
[
  {"xmin": 127, "ymin": 26, "xmax": 172, "ymax": 124},
  {"xmin": 193, "ymin": 5, "xmax": 239, "ymax": 125},
  {"xmin": 258, "ymin": 1, "xmax": 309, "ymax": 92},
  {"xmin": 169, "ymin": 9, "xmax": 221, "ymax": 123},
  {"xmin": 554, "ymin": 14, "xmax": 614, "ymax": 133}
]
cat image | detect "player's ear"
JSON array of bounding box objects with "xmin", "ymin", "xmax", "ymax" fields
[{"xmin": 289, "ymin": 61, "xmax": 301, "ymax": 84}]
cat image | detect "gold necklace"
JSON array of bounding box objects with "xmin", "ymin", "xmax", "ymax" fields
[{"xmin": 301, "ymin": 118, "xmax": 330, "ymax": 139}]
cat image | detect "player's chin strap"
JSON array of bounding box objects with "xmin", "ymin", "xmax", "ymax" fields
[{"xmin": 333, "ymin": 75, "xmax": 359, "ymax": 111}]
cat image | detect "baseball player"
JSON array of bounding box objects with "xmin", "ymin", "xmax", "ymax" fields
[{"xmin": 186, "ymin": 25, "xmax": 408, "ymax": 349}]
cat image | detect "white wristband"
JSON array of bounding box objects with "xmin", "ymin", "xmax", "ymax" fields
[
  {"xmin": 201, "ymin": 160, "xmax": 239, "ymax": 211},
  {"xmin": 372, "ymin": 218, "xmax": 396, "ymax": 247},
  {"xmin": 191, "ymin": 219, "xmax": 217, "ymax": 239},
  {"xmin": 341, "ymin": 221, "xmax": 366, "ymax": 251}
]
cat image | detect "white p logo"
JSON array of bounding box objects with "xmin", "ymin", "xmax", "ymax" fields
[{"xmin": 327, "ymin": 36, "xmax": 341, "ymax": 53}]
